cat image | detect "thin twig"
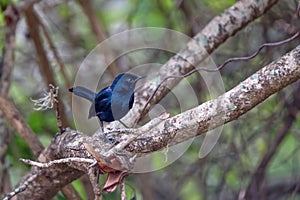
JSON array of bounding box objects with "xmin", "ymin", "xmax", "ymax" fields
[
  {"xmin": 36, "ymin": 13, "xmax": 71, "ymax": 95},
  {"xmin": 87, "ymin": 167, "xmax": 102, "ymax": 200},
  {"xmin": 24, "ymin": 6, "xmax": 70, "ymax": 127},
  {"xmin": 3, "ymin": 172, "xmax": 40, "ymax": 200},
  {"xmin": 31, "ymin": 84, "xmax": 64, "ymax": 132},
  {"xmin": 76, "ymin": 0, "xmax": 120, "ymax": 77},
  {"xmin": 20, "ymin": 157, "xmax": 95, "ymax": 168},
  {"xmin": 52, "ymin": 86, "xmax": 64, "ymax": 133},
  {"xmin": 55, "ymin": 98, "xmax": 64, "ymax": 133},
  {"xmin": 297, "ymin": 0, "xmax": 300, "ymax": 18},
  {"xmin": 1, "ymin": 4, "xmax": 19, "ymax": 94},
  {"xmin": 136, "ymin": 31, "xmax": 300, "ymax": 125},
  {"xmin": 120, "ymin": 180, "xmax": 127, "ymax": 200}
]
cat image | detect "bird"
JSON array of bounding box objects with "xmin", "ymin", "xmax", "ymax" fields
[{"xmin": 69, "ymin": 73, "xmax": 144, "ymax": 132}]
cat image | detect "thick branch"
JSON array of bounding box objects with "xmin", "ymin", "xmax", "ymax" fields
[
  {"xmin": 0, "ymin": 94, "xmax": 43, "ymax": 157},
  {"xmin": 16, "ymin": 44, "xmax": 300, "ymax": 199},
  {"xmin": 126, "ymin": 0, "xmax": 279, "ymax": 125},
  {"xmin": 16, "ymin": 129, "xmax": 86, "ymax": 200},
  {"xmin": 125, "ymin": 44, "xmax": 300, "ymax": 153}
]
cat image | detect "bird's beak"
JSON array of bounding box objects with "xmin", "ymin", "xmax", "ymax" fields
[{"xmin": 136, "ymin": 75, "xmax": 146, "ymax": 82}]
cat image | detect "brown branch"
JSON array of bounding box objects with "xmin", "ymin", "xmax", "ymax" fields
[
  {"xmin": 14, "ymin": 43, "xmax": 300, "ymax": 199},
  {"xmin": 17, "ymin": 0, "xmax": 40, "ymax": 11},
  {"xmin": 176, "ymin": 0, "xmax": 200, "ymax": 36},
  {"xmin": 76, "ymin": 0, "xmax": 121, "ymax": 77},
  {"xmin": 128, "ymin": 44, "xmax": 300, "ymax": 154},
  {"xmin": 1, "ymin": 4, "xmax": 19, "ymax": 94},
  {"xmin": 15, "ymin": 129, "xmax": 86, "ymax": 199},
  {"xmin": 11, "ymin": 1, "xmax": 297, "ymax": 198},
  {"xmin": 263, "ymin": 179, "xmax": 300, "ymax": 199},
  {"xmin": 2, "ymin": 172, "xmax": 40, "ymax": 200},
  {"xmin": 20, "ymin": 5, "xmax": 80, "ymax": 198},
  {"xmin": 0, "ymin": 4, "xmax": 20, "ymax": 196},
  {"xmin": 24, "ymin": 6, "xmax": 69, "ymax": 128},
  {"xmin": 0, "ymin": 94, "xmax": 44, "ymax": 157},
  {"xmin": 0, "ymin": 131, "xmax": 12, "ymax": 195},
  {"xmin": 76, "ymin": 0, "xmax": 106, "ymax": 42},
  {"xmin": 120, "ymin": 180, "xmax": 126, "ymax": 200},
  {"xmin": 61, "ymin": 185, "xmax": 83, "ymax": 200},
  {"xmin": 125, "ymin": 0, "xmax": 279, "ymax": 127},
  {"xmin": 37, "ymin": 14, "xmax": 72, "ymax": 95}
]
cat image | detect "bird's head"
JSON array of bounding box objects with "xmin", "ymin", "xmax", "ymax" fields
[{"xmin": 111, "ymin": 73, "xmax": 144, "ymax": 91}]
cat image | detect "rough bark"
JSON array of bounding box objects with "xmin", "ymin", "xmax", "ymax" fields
[
  {"xmin": 15, "ymin": 43, "xmax": 300, "ymax": 200},
  {"xmin": 125, "ymin": 0, "xmax": 279, "ymax": 126}
]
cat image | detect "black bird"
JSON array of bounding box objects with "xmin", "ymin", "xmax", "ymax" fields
[{"xmin": 69, "ymin": 73, "xmax": 144, "ymax": 132}]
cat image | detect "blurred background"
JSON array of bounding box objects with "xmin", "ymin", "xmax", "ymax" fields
[{"xmin": 1, "ymin": 0, "xmax": 300, "ymax": 199}]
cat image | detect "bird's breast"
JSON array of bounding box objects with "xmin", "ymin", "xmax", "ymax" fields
[{"xmin": 110, "ymin": 92, "xmax": 133, "ymax": 119}]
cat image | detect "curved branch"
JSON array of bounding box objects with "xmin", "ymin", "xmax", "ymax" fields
[
  {"xmin": 15, "ymin": 43, "xmax": 300, "ymax": 199},
  {"xmin": 0, "ymin": 95, "xmax": 44, "ymax": 157},
  {"xmin": 125, "ymin": 0, "xmax": 279, "ymax": 126},
  {"xmin": 126, "ymin": 44, "xmax": 300, "ymax": 153}
]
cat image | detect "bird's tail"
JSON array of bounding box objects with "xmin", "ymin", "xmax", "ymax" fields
[{"xmin": 69, "ymin": 86, "xmax": 95, "ymax": 102}]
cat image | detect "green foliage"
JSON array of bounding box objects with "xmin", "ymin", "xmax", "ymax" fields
[
  {"xmin": 7, "ymin": 131, "xmax": 34, "ymax": 161},
  {"xmin": 180, "ymin": 180, "xmax": 202, "ymax": 200},
  {"xmin": 9, "ymin": 83, "xmax": 29, "ymax": 109},
  {"xmin": 203, "ymin": 0, "xmax": 235, "ymax": 13},
  {"xmin": 58, "ymin": 3, "xmax": 71, "ymax": 20},
  {"xmin": 0, "ymin": 9, "xmax": 3, "ymax": 24},
  {"xmin": 225, "ymin": 167, "xmax": 240, "ymax": 189},
  {"xmin": 255, "ymin": 137, "xmax": 267, "ymax": 154},
  {"xmin": 268, "ymin": 134, "xmax": 300, "ymax": 178},
  {"xmin": 207, "ymin": 165, "xmax": 221, "ymax": 186},
  {"xmin": 72, "ymin": 179, "xmax": 87, "ymax": 200},
  {"xmin": 0, "ymin": 0, "xmax": 9, "ymax": 10},
  {"xmin": 132, "ymin": 1, "xmax": 168, "ymax": 27},
  {"xmin": 27, "ymin": 111, "xmax": 58, "ymax": 134}
]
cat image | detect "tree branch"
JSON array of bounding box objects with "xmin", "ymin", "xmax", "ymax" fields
[
  {"xmin": 0, "ymin": 94, "xmax": 44, "ymax": 157},
  {"xmin": 0, "ymin": 4, "xmax": 20, "ymax": 195},
  {"xmin": 76, "ymin": 0, "xmax": 121, "ymax": 77},
  {"xmin": 125, "ymin": 0, "xmax": 279, "ymax": 126},
  {"xmin": 14, "ymin": 43, "xmax": 300, "ymax": 199},
  {"xmin": 24, "ymin": 5, "xmax": 70, "ymax": 128},
  {"xmin": 123, "ymin": 44, "xmax": 300, "ymax": 154}
]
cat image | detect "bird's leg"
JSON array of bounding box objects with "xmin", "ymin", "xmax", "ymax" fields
[
  {"xmin": 100, "ymin": 120, "xmax": 104, "ymax": 133},
  {"xmin": 118, "ymin": 120, "xmax": 129, "ymax": 128},
  {"xmin": 95, "ymin": 112, "xmax": 105, "ymax": 133},
  {"xmin": 97, "ymin": 118, "xmax": 104, "ymax": 133}
]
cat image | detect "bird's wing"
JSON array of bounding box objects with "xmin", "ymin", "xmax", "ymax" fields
[
  {"xmin": 129, "ymin": 93, "xmax": 134, "ymax": 109},
  {"xmin": 69, "ymin": 86, "xmax": 95, "ymax": 102},
  {"xmin": 95, "ymin": 86, "xmax": 112, "ymax": 101},
  {"xmin": 93, "ymin": 86, "xmax": 112, "ymax": 114},
  {"xmin": 87, "ymin": 87, "xmax": 111, "ymax": 118}
]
